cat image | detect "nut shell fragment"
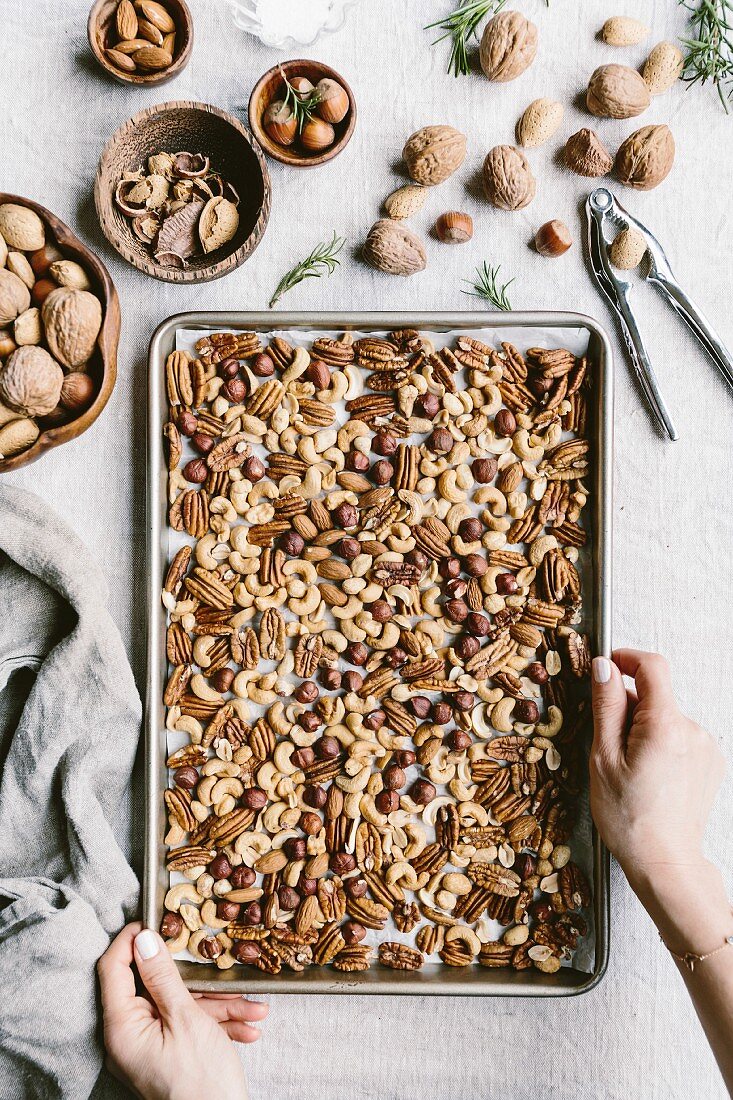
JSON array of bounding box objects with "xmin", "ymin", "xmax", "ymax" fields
[
  {"xmin": 156, "ymin": 198, "xmax": 205, "ymax": 262},
  {"xmin": 198, "ymin": 197, "xmax": 240, "ymax": 254}
]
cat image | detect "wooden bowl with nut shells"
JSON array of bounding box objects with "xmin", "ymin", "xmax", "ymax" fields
[
  {"xmin": 0, "ymin": 194, "xmax": 119, "ymax": 474},
  {"xmin": 249, "ymin": 59, "xmax": 357, "ymax": 167},
  {"xmin": 88, "ymin": 0, "xmax": 193, "ymax": 87},
  {"xmin": 95, "ymin": 101, "xmax": 271, "ymax": 284}
]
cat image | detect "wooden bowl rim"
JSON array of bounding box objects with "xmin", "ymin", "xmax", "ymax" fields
[
  {"xmin": 94, "ymin": 100, "xmax": 272, "ymax": 284},
  {"xmin": 0, "ymin": 193, "xmax": 120, "ymax": 474},
  {"xmin": 248, "ymin": 59, "xmax": 357, "ymax": 168},
  {"xmin": 87, "ymin": 0, "xmax": 194, "ymax": 87}
]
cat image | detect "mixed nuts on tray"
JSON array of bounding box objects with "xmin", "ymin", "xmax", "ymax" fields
[
  {"xmin": 160, "ymin": 327, "xmax": 593, "ymax": 974},
  {"xmin": 0, "ymin": 204, "xmax": 102, "ymax": 459}
]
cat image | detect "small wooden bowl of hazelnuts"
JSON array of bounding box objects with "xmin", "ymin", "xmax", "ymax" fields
[{"xmin": 248, "ymin": 60, "xmax": 356, "ymax": 168}]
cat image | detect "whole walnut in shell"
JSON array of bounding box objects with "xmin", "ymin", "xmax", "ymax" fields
[
  {"xmin": 363, "ymin": 220, "xmax": 427, "ymax": 276},
  {"xmin": 0, "ymin": 204, "xmax": 46, "ymax": 252},
  {"xmin": 42, "ymin": 288, "xmax": 102, "ymax": 369},
  {"xmin": 587, "ymin": 64, "xmax": 651, "ymax": 119},
  {"xmin": 615, "ymin": 125, "xmax": 675, "ymax": 190},
  {"xmin": 483, "ymin": 145, "xmax": 536, "ymax": 210},
  {"xmin": 0, "ymin": 345, "xmax": 63, "ymax": 417},
  {"xmin": 480, "ymin": 10, "xmax": 538, "ymax": 82},
  {"xmin": 0, "ymin": 268, "xmax": 31, "ymax": 327},
  {"xmin": 402, "ymin": 126, "xmax": 467, "ymax": 186}
]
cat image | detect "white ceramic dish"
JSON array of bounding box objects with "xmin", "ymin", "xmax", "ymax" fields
[{"xmin": 225, "ymin": 0, "xmax": 359, "ymax": 49}]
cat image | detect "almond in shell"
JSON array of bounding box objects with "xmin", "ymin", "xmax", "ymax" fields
[
  {"xmin": 601, "ymin": 16, "xmax": 649, "ymax": 46},
  {"xmin": 383, "ymin": 185, "xmax": 427, "ymax": 220},
  {"xmin": 643, "ymin": 41, "xmax": 684, "ymax": 94},
  {"xmin": 516, "ymin": 98, "xmax": 563, "ymax": 147},
  {"xmin": 0, "ymin": 417, "xmax": 39, "ymax": 458},
  {"xmin": 199, "ymin": 197, "xmax": 240, "ymax": 254}
]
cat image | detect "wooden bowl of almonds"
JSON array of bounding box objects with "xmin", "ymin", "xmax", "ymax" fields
[
  {"xmin": 0, "ymin": 195, "xmax": 119, "ymax": 472},
  {"xmin": 95, "ymin": 102, "xmax": 272, "ymax": 283},
  {"xmin": 88, "ymin": 0, "xmax": 193, "ymax": 86}
]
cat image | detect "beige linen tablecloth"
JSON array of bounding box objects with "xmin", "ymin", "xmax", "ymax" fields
[{"xmin": 2, "ymin": 0, "xmax": 733, "ymax": 1096}]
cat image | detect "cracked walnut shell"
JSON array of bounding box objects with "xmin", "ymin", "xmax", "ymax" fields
[
  {"xmin": 480, "ymin": 10, "xmax": 538, "ymax": 82},
  {"xmin": 0, "ymin": 345, "xmax": 63, "ymax": 417},
  {"xmin": 483, "ymin": 145, "xmax": 536, "ymax": 211}
]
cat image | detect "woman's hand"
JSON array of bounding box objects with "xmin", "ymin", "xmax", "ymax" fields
[{"xmin": 97, "ymin": 923, "xmax": 268, "ymax": 1100}]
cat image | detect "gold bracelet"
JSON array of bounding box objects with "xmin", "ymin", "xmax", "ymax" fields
[{"xmin": 664, "ymin": 934, "xmax": 733, "ymax": 973}]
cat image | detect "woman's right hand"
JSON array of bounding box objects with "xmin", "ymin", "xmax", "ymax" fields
[{"xmin": 589, "ymin": 648, "xmax": 725, "ymax": 883}]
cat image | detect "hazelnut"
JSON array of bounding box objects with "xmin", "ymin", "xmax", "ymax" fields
[
  {"xmin": 514, "ymin": 699, "xmax": 540, "ymax": 724},
  {"xmin": 345, "ymin": 877, "xmax": 368, "ymax": 899},
  {"xmin": 31, "ymin": 278, "xmax": 57, "ymax": 307},
  {"xmin": 284, "ymin": 837, "xmax": 308, "ymax": 861},
  {"xmin": 428, "ymin": 427, "xmax": 453, "ymax": 453},
  {"xmin": 307, "ymin": 359, "xmax": 330, "ymax": 388},
  {"xmin": 450, "ymin": 729, "xmax": 472, "ymax": 751},
  {"xmin": 346, "ymin": 449, "xmax": 370, "ymax": 472},
  {"xmin": 411, "ymin": 779, "xmax": 437, "ymax": 805},
  {"xmin": 209, "ymin": 854, "xmax": 232, "ymax": 880},
  {"xmin": 432, "ymin": 702, "xmax": 452, "ymax": 725},
  {"xmin": 535, "ymin": 220, "xmax": 572, "ymax": 258},
  {"xmin": 516, "ymin": 853, "xmax": 537, "ymax": 880},
  {"xmin": 409, "ymin": 697, "xmax": 431, "ymax": 720},
  {"xmin": 191, "ymin": 431, "xmax": 215, "ymax": 454},
  {"xmin": 342, "ymin": 670, "xmax": 363, "ymax": 693},
  {"xmin": 330, "ymin": 851, "xmax": 356, "ymax": 875},
  {"xmin": 527, "ymin": 661, "xmax": 549, "ymax": 685},
  {"xmin": 386, "ymin": 647, "xmax": 407, "ymax": 669},
  {"xmin": 182, "ymin": 458, "xmax": 208, "ymax": 484},
  {"xmin": 445, "ymin": 598, "xmax": 469, "ymax": 623},
  {"xmin": 216, "ymin": 900, "xmax": 241, "ymax": 922},
  {"xmin": 496, "ymin": 572, "xmax": 518, "ymax": 595},
  {"xmin": 445, "ymin": 579, "xmax": 467, "ymax": 599},
  {"xmin": 314, "ymin": 735, "xmax": 340, "ymax": 761},
  {"xmin": 530, "ymin": 900, "xmax": 553, "ymax": 922},
  {"xmin": 454, "ymin": 690, "xmax": 475, "ymax": 712},
  {"xmin": 456, "ymin": 634, "xmax": 480, "ymax": 660},
  {"xmin": 321, "ymin": 668, "xmax": 342, "ymax": 690},
  {"xmin": 199, "ymin": 936, "xmax": 224, "ymax": 960},
  {"xmin": 161, "ymin": 911, "xmax": 184, "ymax": 939},
  {"xmin": 416, "ymin": 392, "xmax": 440, "ymax": 419},
  {"xmin": 223, "ymin": 377, "xmax": 246, "ymax": 403},
  {"xmin": 252, "ymin": 352, "xmax": 275, "ymax": 377},
  {"xmin": 372, "ymin": 430, "xmax": 397, "ymax": 456},
  {"xmin": 406, "ymin": 549, "xmax": 428, "ymax": 571},
  {"xmin": 494, "ymin": 409, "xmax": 517, "ymax": 437},
  {"xmin": 370, "ymin": 599, "xmax": 393, "ymax": 623},
  {"xmin": 218, "ymin": 358, "xmax": 240, "ymax": 380},
  {"xmin": 264, "ymin": 100, "xmax": 298, "ymax": 147},
  {"xmin": 466, "ymin": 612, "xmax": 490, "ymax": 637},
  {"xmin": 295, "ymin": 680, "xmax": 319, "ymax": 704},
  {"xmin": 173, "ymin": 765, "xmax": 198, "ymax": 790},
  {"xmin": 458, "ymin": 517, "xmax": 482, "ymax": 542},
  {"xmin": 439, "ymin": 557, "xmax": 461, "ymax": 580},
  {"xmin": 342, "ymin": 920, "xmax": 367, "ymax": 945},
  {"xmin": 233, "ymin": 940, "xmax": 261, "ymax": 964},
  {"xmin": 230, "ymin": 865, "xmax": 255, "ymax": 889},
  {"xmin": 346, "ymin": 641, "xmax": 368, "ymax": 666},
  {"xmin": 242, "ymin": 901, "xmax": 262, "ymax": 926},
  {"xmin": 530, "ymin": 375, "xmax": 554, "ymax": 397},
  {"xmin": 59, "ymin": 372, "xmax": 95, "ymax": 413},
  {"xmin": 301, "ymin": 117, "xmax": 336, "ymax": 153},
  {"xmin": 464, "ymin": 554, "xmax": 487, "ymax": 578},
  {"xmin": 315, "ymin": 77, "xmax": 350, "ymax": 124},
  {"xmin": 209, "ymin": 667, "xmax": 234, "ymax": 694},
  {"xmin": 281, "ymin": 531, "xmax": 305, "ymax": 556},
  {"xmin": 372, "ymin": 459, "xmax": 394, "ymax": 485},
  {"xmin": 300, "ymin": 811, "xmax": 323, "ymax": 835},
  {"xmin": 292, "ymin": 746, "xmax": 316, "ymax": 769},
  {"xmin": 242, "ymin": 455, "xmax": 265, "ymax": 482},
  {"xmin": 241, "ymin": 786, "xmax": 267, "ymax": 810},
  {"xmin": 383, "ymin": 764, "xmax": 407, "ymax": 790},
  {"xmin": 435, "ymin": 211, "xmax": 473, "ymax": 244},
  {"xmin": 471, "ymin": 456, "xmax": 498, "ymax": 483},
  {"xmin": 394, "ymin": 749, "xmax": 416, "ymax": 768},
  {"xmin": 304, "ymin": 784, "xmax": 327, "ymax": 808},
  {"xmin": 363, "ymin": 709, "xmax": 385, "ymax": 731},
  {"xmin": 278, "ymin": 886, "xmax": 301, "ymax": 911},
  {"xmin": 340, "ymin": 536, "xmax": 361, "ymax": 559},
  {"xmin": 334, "ymin": 502, "xmax": 358, "ymax": 528},
  {"xmin": 177, "ymin": 410, "xmax": 198, "ymax": 436},
  {"xmin": 298, "ymin": 711, "xmax": 321, "ymax": 733},
  {"xmin": 375, "ymin": 789, "xmax": 400, "ymax": 814}
]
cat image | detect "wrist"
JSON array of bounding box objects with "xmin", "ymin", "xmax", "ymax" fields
[{"xmin": 625, "ymin": 858, "xmax": 732, "ymax": 957}]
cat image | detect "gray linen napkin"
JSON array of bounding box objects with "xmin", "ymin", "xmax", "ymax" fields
[{"xmin": 0, "ymin": 484, "xmax": 140, "ymax": 1100}]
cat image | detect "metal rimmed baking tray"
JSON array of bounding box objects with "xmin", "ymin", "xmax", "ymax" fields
[{"xmin": 145, "ymin": 311, "xmax": 613, "ymax": 996}]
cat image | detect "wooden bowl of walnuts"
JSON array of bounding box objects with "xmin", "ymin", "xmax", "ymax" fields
[
  {"xmin": 88, "ymin": 0, "xmax": 193, "ymax": 87},
  {"xmin": 249, "ymin": 60, "xmax": 357, "ymax": 167},
  {"xmin": 0, "ymin": 195, "xmax": 119, "ymax": 472}
]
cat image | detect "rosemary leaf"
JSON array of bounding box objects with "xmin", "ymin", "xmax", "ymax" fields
[
  {"xmin": 279, "ymin": 66, "xmax": 323, "ymax": 132},
  {"xmin": 463, "ymin": 261, "xmax": 514, "ymax": 311},
  {"xmin": 425, "ymin": 0, "xmax": 507, "ymax": 77},
  {"xmin": 269, "ymin": 233, "xmax": 345, "ymax": 309},
  {"xmin": 678, "ymin": 0, "xmax": 733, "ymax": 111}
]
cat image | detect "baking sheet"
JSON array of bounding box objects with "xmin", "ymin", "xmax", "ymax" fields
[{"xmin": 146, "ymin": 311, "xmax": 612, "ymax": 995}]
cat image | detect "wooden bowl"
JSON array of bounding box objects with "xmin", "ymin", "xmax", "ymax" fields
[
  {"xmin": 249, "ymin": 60, "xmax": 356, "ymax": 168},
  {"xmin": 95, "ymin": 102, "xmax": 271, "ymax": 284},
  {"xmin": 88, "ymin": 0, "xmax": 193, "ymax": 87},
  {"xmin": 0, "ymin": 194, "xmax": 119, "ymax": 474}
]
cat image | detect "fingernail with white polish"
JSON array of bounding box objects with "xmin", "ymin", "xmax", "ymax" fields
[
  {"xmin": 592, "ymin": 656, "xmax": 612, "ymax": 684},
  {"xmin": 135, "ymin": 929, "xmax": 160, "ymax": 960}
]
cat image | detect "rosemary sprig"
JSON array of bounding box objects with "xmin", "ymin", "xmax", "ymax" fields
[
  {"xmin": 279, "ymin": 67, "xmax": 322, "ymax": 132},
  {"xmin": 678, "ymin": 0, "xmax": 733, "ymax": 112},
  {"xmin": 463, "ymin": 261, "xmax": 514, "ymax": 310},
  {"xmin": 425, "ymin": 0, "xmax": 507, "ymax": 77},
  {"xmin": 269, "ymin": 233, "xmax": 345, "ymax": 309}
]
